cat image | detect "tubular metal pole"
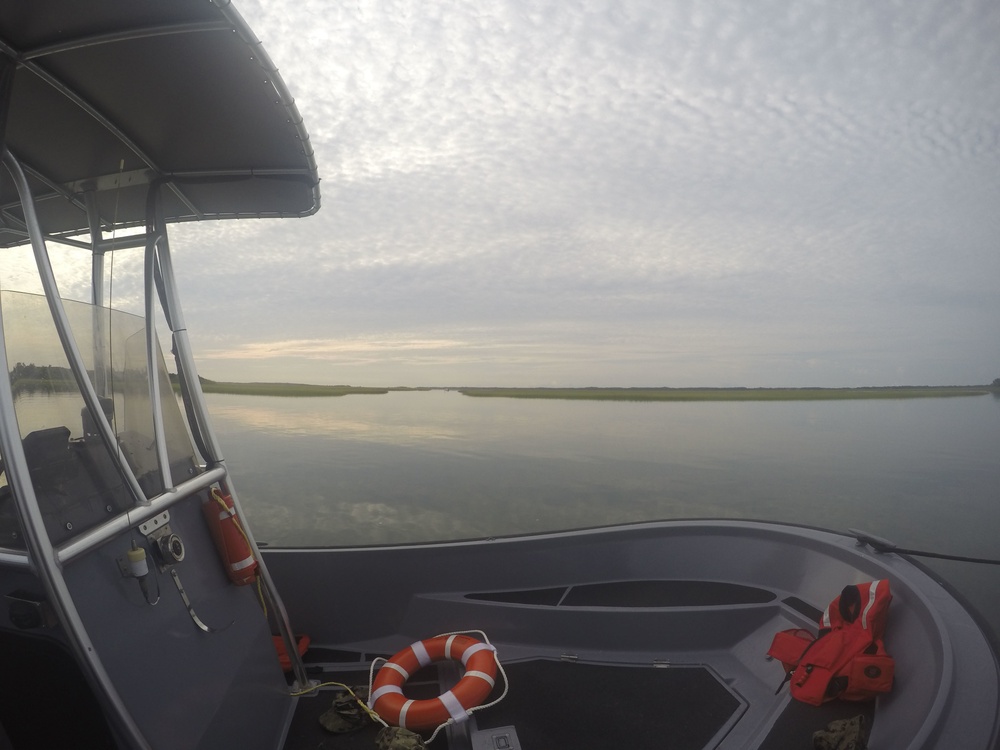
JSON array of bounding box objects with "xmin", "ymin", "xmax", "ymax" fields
[
  {"xmin": 0, "ymin": 151, "xmax": 152, "ymax": 750},
  {"xmin": 146, "ymin": 183, "xmax": 313, "ymax": 691},
  {"xmin": 145, "ymin": 185, "xmax": 223, "ymax": 464},
  {"xmin": 144, "ymin": 234, "xmax": 174, "ymax": 492},
  {"xmin": 85, "ymin": 191, "xmax": 105, "ymax": 306},
  {"xmin": 85, "ymin": 192, "xmax": 109, "ymax": 398},
  {"xmin": 3, "ymin": 151, "xmax": 148, "ymax": 507},
  {"xmin": 57, "ymin": 465, "xmax": 227, "ymax": 566}
]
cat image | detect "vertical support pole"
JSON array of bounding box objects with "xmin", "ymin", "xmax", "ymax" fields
[
  {"xmin": 4, "ymin": 151, "xmax": 147, "ymax": 506},
  {"xmin": 85, "ymin": 191, "xmax": 105, "ymax": 306},
  {"xmin": 85, "ymin": 191, "xmax": 109, "ymax": 398},
  {"xmin": 0, "ymin": 261, "xmax": 152, "ymax": 750},
  {"xmin": 144, "ymin": 233, "xmax": 174, "ymax": 492},
  {"xmin": 0, "ymin": 55, "xmax": 151, "ymax": 747},
  {"xmin": 145, "ymin": 181, "xmax": 223, "ymax": 464},
  {"xmin": 146, "ymin": 182, "xmax": 313, "ymax": 691}
]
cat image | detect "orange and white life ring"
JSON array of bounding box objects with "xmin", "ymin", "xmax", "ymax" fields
[{"xmin": 369, "ymin": 634, "xmax": 498, "ymax": 732}]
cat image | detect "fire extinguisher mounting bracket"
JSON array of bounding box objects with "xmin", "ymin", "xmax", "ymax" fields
[{"xmin": 139, "ymin": 511, "xmax": 170, "ymax": 536}]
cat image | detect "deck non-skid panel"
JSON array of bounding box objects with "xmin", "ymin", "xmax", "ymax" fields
[
  {"xmin": 284, "ymin": 658, "xmax": 742, "ymax": 750},
  {"xmin": 759, "ymin": 696, "xmax": 876, "ymax": 749},
  {"xmin": 478, "ymin": 660, "xmax": 743, "ymax": 749}
]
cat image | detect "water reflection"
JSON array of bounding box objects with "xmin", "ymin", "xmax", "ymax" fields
[
  {"xmin": 210, "ymin": 391, "xmax": 1000, "ymax": 548},
  {"xmin": 208, "ymin": 394, "xmax": 467, "ymax": 444}
]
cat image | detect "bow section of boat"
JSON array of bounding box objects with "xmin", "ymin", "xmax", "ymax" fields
[{"xmin": 263, "ymin": 520, "xmax": 1000, "ymax": 750}]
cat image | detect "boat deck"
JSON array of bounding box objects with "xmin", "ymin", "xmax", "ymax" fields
[
  {"xmin": 0, "ymin": 629, "xmax": 116, "ymax": 749},
  {"xmin": 279, "ymin": 578, "xmax": 875, "ymax": 749},
  {"xmin": 282, "ymin": 649, "xmax": 874, "ymax": 750}
]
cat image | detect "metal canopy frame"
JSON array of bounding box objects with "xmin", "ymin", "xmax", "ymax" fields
[
  {"xmin": 0, "ymin": 0, "xmax": 320, "ymax": 248},
  {"xmin": 0, "ymin": 146, "xmax": 312, "ymax": 749},
  {"xmin": 0, "ymin": 4, "xmax": 319, "ymax": 744},
  {"xmin": 0, "ymin": 147, "xmax": 151, "ymax": 749}
]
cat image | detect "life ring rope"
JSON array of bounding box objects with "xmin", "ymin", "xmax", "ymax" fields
[{"xmin": 367, "ymin": 630, "xmax": 508, "ymax": 743}]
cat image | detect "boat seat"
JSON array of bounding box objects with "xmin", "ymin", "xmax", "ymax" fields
[{"xmin": 20, "ymin": 426, "xmax": 133, "ymax": 546}]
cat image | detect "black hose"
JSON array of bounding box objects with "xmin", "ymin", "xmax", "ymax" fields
[{"xmin": 850, "ymin": 528, "xmax": 1000, "ymax": 566}]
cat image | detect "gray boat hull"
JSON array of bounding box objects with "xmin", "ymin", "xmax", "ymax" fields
[{"xmin": 263, "ymin": 520, "xmax": 1000, "ymax": 749}]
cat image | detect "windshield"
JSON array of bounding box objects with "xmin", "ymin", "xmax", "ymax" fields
[{"xmin": 0, "ymin": 291, "xmax": 197, "ymax": 549}]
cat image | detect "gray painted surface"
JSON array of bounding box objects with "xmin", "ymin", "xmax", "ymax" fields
[{"xmin": 264, "ymin": 521, "xmax": 1000, "ymax": 749}]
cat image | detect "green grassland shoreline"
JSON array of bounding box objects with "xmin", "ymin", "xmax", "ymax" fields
[
  {"xmin": 195, "ymin": 380, "xmax": 392, "ymax": 397},
  {"xmin": 186, "ymin": 377, "xmax": 997, "ymax": 402},
  {"xmin": 455, "ymin": 386, "xmax": 995, "ymax": 401}
]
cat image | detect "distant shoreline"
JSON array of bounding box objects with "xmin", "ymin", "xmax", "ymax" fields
[
  {"xmin": 189, "ymin": 379, "xmax": 996, "ymax": 401},
  {"xmin": 194, "ymin": 380, "xmax": 394, "ymax": 397},
  {"xmin": 455, "ymin": 386, "xmax": 994, "ymax": 401}
]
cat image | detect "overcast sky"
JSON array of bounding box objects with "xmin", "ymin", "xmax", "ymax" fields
[{"xmin": 34, "ymin": 0, "xmax": 1000, "ymax": 387}]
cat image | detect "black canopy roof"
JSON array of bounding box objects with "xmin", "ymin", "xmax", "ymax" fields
[{"xmin": 0, "ymin": 0, "xmax": 320, "ymax": 248}]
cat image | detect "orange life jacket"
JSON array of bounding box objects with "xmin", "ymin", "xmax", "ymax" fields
[{"xmin": 768, "ymin": 579, "xmax": 895, "ymax": 705}]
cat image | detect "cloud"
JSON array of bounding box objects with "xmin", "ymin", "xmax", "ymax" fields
[
  {"xmin": 204, "ymin": 336, "xmax": 470, "ymax": 362},
  {"xmin": 12, "ymin": 0, "xmax": 995, "ymax": 388}
]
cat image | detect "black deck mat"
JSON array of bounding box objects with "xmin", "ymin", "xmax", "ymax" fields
[
  {"xmin": 759, "ymin": 697, "xmax": 876, "ymax": 749},
  {"xmin": 479, "ymin": 660, "xmax": 740, "ymax": 749},
  {"xmin": 286, "ymin": 659, "xmax": 742, "ymax": 750}
]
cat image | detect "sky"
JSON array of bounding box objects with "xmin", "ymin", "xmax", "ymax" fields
[{"xmin": 16, "ymin": 0, "xmax": 1000, "ymax": 387}]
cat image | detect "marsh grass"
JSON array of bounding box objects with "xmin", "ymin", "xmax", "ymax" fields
[
  {"xmin": 185, "ymin": 378, "xmax": 994, "ymax": 401},
  {"xmin": 195, "ymin": 381, "xmax": 389, "ymax": 397},
  {"xmin": 455, "ymin": 386, "xmax": 993, "ymax": 402}
]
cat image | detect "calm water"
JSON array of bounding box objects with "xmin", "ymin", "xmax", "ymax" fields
[{"xmin": 208, "ymin": 389, "xmax": 1000, "ymax": 637}]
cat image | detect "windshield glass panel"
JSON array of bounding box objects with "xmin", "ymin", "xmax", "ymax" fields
[{"xmin": 0, "ymin": 291, "xmax": 196, "ymax": 549}]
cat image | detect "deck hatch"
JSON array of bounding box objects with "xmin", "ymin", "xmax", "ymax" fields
[{"xmin": 479, "ymin": 660, "xmax": 744, "ymax": 750}]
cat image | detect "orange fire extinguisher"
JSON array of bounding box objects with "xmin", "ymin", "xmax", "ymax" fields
[{"xmin": 203, "ymin": 487, "xmax": 258, "ymax": 586}]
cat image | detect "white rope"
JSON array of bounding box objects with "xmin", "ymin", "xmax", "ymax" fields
[{"xmin": 366, "ymin": 657, "xmax": 391, "ymax": 727}]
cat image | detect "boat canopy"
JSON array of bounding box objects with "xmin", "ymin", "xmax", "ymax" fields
[{"xmin": 0, "ymin": 0, "xmax": 320, "ymax": 249}]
